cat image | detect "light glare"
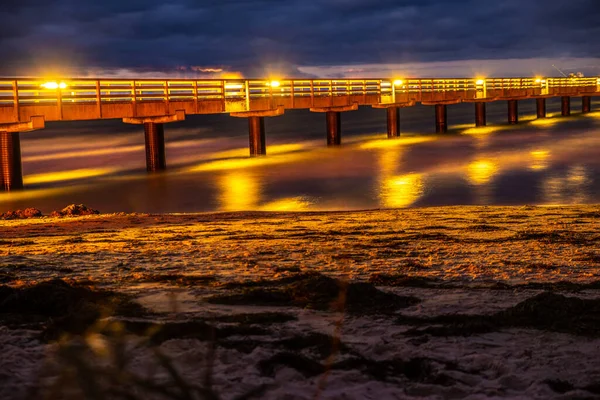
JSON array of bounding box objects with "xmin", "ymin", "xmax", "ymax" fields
[{"xmin": 40, "ymin": 81, "xmax": 67, "ymax": 89}]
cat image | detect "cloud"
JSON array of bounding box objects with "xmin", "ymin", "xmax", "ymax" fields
[{"xmin": 0, "ymin": 0, "xmax": 598, "ymax": 76}]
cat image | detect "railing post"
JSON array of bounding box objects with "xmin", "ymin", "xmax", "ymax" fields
[
  {"xmin": 56, "ymin": 85, "xmax": 63, "ymax": 120},
  {"xmin": 95, "ymin": 80, "xmax": 102, "ymax": 118},
  {"xmin": 12, "ymin": 80, "xmax": 19, "ymax": 122},
  {"xmin": 132, "ymin": 80, "xmax": 137, "ymax": 117},
  {"xmin": 193, "ymin": 80, "xmax": 199, "ymax": 113},
  {"xmin": 164, "ymin": 80, "xmax": 170, "ymax": 114},
  {"xmin": 245, "ymin": 80, "xmax": 250, "ymax": 111}
]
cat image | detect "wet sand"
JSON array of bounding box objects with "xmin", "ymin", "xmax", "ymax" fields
[{"xmin": 1, "ymin": 206, "xmax": 600, "ymax": 399}]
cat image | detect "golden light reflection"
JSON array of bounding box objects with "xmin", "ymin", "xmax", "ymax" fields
[
  {"xmin": 466, "ymin": 159, "xmax": 498, "ymax": 185},
  {"xmin": 0, "ymin": 186, "xmax": 79, "ymax": 204},
  {"xmin": 24, "ymin": 168, "xmax": 116, "ymax": 185},
  {"xmin": 583, "ymin": 111, "xmax": 600, "ymax": 118},
  {"xmin": 359, "ymin": 136, "xmax": 432, "ymax": 150},
  {"xmin": 381, "ymin": 173, "xmax": 424, "ymax": 208},
  {"xmin": 529, "ymin": 150, "xmax": 550, "ymax": 171},
  {"xmin": 542, "ymin": 165, "xmax": 590, "ymax": 204},
  {"xmin": 530, "ymin": 118, "xmax": 558, "ymax": 127},
  {"xmin": 260, "ymin": 197, "xmax": 312, "ymax": 211},
  {"xmin": 23, "ymin": 145, "xmax": 144, "ymax": 163},
  {"xmin": 189, "ymin": 146, "xmax": 309, "ymax": 173},
  {"xmin": 461, "ymin": 126, "xmax": 503, "ymax": 136},
  {"xmin": 217, "ymin": 171, "xmax": 260, "ymax": 211},
  {"xmin": 210, "ymin": 144, "xmax": 305, "ymax": 160}
]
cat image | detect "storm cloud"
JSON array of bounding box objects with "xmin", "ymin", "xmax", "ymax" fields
[{"xmin": 0, "ymin": 0, "xmax": 599, "ymax": 76}]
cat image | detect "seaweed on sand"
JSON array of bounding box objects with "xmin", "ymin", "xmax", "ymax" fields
[
  {"xmin": 258, "ymin": 352, "xmax": 456, "ymax": 385},
  {"xmin": 400, "ymin": 292, "xmax": 600, "ymax": 337},
  {"xmin": 208, "ymin": 272, "xmax": 420, "ymax": 314},
  {"xmin": 0, "ymin": 279, "xmax": 147, "ymax": 340}
]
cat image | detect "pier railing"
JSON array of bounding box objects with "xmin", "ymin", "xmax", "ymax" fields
[{"xmin": 0, "ymin": 77, "xmax": 598, "ymax": 123}]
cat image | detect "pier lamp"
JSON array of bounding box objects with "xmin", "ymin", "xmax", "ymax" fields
[
  {"xmin": 475, "ymin": 78, "xmax": 486, "ymax": 99},
  {"xmin": 41, "ymin": 81, "xmax": 67, "ymax": 89},
  {"xmin": 269, "ymin": 80, "xmax": 281, "ymax": 88},
  {"xmin": 393, "ymin": 79, "xmax": 403, "ymax": 87}
]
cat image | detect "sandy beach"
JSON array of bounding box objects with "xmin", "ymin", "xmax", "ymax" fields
[{"xmin": 2, "ymin": 205, "xmax": 600, "ymax": 399}]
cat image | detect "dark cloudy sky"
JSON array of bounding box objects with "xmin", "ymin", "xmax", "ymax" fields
[{"xmin": 1, "ymin": 0, "xmax": 599, "ymax": 77}]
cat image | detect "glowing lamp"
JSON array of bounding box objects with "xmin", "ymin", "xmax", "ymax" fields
[
  {"xmin": 475, "ymin": 79, "xmax": 485, "ymax": 86},
  {"xmin": 269, "ymin": 80, "xmax": 281, "ymax": 88},
  {"xmin": 393, "ymin": 79, "xmax": 403, "ymax": 86},
  {"xmin": 41, "ymin": 81, "xmax": 67, "ymax": 89}
]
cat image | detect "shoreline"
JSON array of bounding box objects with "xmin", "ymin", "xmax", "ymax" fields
[{"xmin": 2, "ymin": 204, "xmax": 600, "ymax": 399}]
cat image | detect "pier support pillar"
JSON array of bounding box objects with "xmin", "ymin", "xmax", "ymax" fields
[
  {"xmin": 326, "ymin": 111, "xmax": 341, "ymax": 146},
  {"xmin": 386, "ymin": 107, "xmax": 400, "ymax": 138},
  {"xmin": 123, "ymin": 110, "xmax": 185, "ymax": 172},
  {"xmin": 561, "ymin": 96, "xmax": 571, "ymax": 116},
  {"xmin": 475, "ymin": 102, "xmax": 486, "ymax": 127},
  {"xmin": 582, "ymin": 96, "xmax": 591, "ymax": 114},
  {"xmin": 508, "ymin": 100, "xmax": 518, "ymax": 125},
  {"xmin": 0, "ymin": 131, "xmax": 23, "ymax": 191},
  {"xmin": 536, "ymin": 98, "xmax": 546, "ymax": 119},
  {"xmin": 435, "ymin": 104, "xmax": 447, "ymax": 133},
  {"xmin": 248, "ymin": 116, "xmax": 266, "ymax": 156},
  {"xmin": 143, "ymin": 122, "xmax": 166, "ymax": 172}
]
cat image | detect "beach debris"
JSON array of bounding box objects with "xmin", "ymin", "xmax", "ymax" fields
[
  {"xmin": 0, "ymin": 279, "xmax": 146, "ymax": 340},
  {"xmin": 0, "ymin": 208, "xmax": 42, "ymax": 220},
  {"xmin": 208, "ymin": 272, "xmax": 420, "ymax": 313},
  {"xmin": 50, "ymin": 204, "xmax": 99, "ymax": 217}
]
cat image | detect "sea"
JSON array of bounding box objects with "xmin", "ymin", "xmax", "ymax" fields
[{"xmin": 1, "ymin": 97, "xmax": 599, "ymax": 214}]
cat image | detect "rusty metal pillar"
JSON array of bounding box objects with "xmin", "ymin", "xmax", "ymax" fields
[
  {"xmin": 326, "ymin": 111, "xmax": 341, "ymax": 146},
  {"xmin": 507, "ymin": 100, "xmax": 518, "ymax": 124},
  {"xmin": 0, "ymin": 131, "xmax": 23, "ymax": 191},
  {"xmin": 582, "ymin": 96, "xmax": 591, "ymax": 114},
  {"xmin": 561, "ymin": 96, "xmax": 571, "ymax": 116},
  {"xmin": 475, "ymin": 102, "xmax": 486, "ymax": 127},
  {"xmin": 248, "ymin": 116, "xmax": 266, "ymax": 156},
  {"xmin": 536, "ymin": 98, "xmax": 546, "ymax": 119},
  {"xmin": 435, "ymin": 104, "xmax": 447, "ymax": 133},
  {"xmin": 387, "ymin": 107, "xmax": 400, "ymax": 138},
  {"xmin": 143, "ymin": 122, "xmax": 166, "ymax": 172}
]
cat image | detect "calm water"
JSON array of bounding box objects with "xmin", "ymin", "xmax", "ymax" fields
[{"xmin": 2, "ymin": 98, "xmax": 600, "ymax": 214}]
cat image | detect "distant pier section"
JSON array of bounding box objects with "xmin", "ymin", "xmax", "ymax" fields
[{"xmin": 1, "ymin": 76, "xmax": 599, "ymax": 190}]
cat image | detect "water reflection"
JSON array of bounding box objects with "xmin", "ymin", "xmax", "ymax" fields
[
  {"xmin": 466, "ymin": 159, "xmax": 499, "ymax": 185},
  {"xmin": 376, "ymin": 146, "xmax": 424, "ymax": 208},
  {"xmin": 2, "ymin": 104, "xmax": 600, "ymax": 213},
  {"xmin": 542, "ymin": 165, "xmax": 591, "ymax": 204},
  {"xmin": 529, "ymin": 150, "xmax": 550, "ymax": 171},
  {"xmin": 218, "ymin": 171, "xmax": 260, "ymax": 211},
  {"xmin": 24, "ymin": 168, "xmax": 116, "ymax": 185},
  {"xmin": 261, "ymin": 197, "xmax": 312, "ymax": 211}
]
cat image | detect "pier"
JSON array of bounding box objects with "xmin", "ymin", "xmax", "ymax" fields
[{"xmin": 0, "ymin": 76, "xmax": 598, "ymax": 190}]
